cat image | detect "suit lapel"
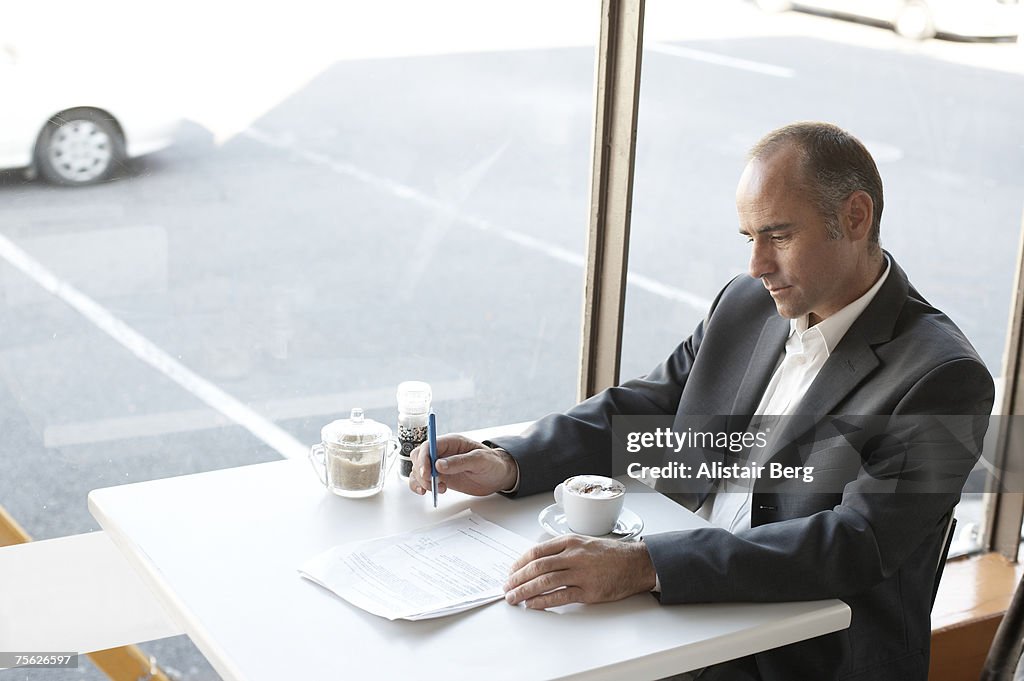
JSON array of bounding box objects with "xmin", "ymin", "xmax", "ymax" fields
[
  {"xmin": 670, "ymin": 315, "xmax": 787, "ymax": 510},
  {"xmin": 793, "ymin": 336, "xmax": 880, "ymax": 419},
  {"xmin": 788, "ymin": 252, "xmax": 909, "ymax": 419},
  {"xmin": 755, "ymin": 329, "xmax": 881, "ymax": 496},
  {"xmin": 731, "ymin": 314, "xmax": 790, "ymax": 420}
]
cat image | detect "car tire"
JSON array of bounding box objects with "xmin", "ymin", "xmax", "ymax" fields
[
  {"xmin": 894, "ymin": 1, "xmax": 936, "ymax": 40},
  {"xmin": 754, "ymin": 0, "xmax": 793, "ymax": 13},
  {"xmin": 34, "ymin": 108, "xmax": 124, "ymax": 186}
]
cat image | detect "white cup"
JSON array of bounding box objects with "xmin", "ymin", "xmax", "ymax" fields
[{"xmin": 554, "ymin": 475, "xmax": 625, "ymax": 535}]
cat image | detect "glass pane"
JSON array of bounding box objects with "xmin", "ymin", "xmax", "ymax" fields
[
  {"xmin": 0, "ymin": 0, "xmax": 597, "ymax": 676},
  {"xmin": 623, "ymin": 0, "xmax": 1023, "ymax": 556}
]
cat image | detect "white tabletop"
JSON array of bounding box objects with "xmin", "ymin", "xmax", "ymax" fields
[{"xmin": 89, "ymin": 459, "xmax": 850, "ymax": 681}]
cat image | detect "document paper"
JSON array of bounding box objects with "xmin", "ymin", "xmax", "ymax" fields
[{"xmin": 299, "ymin": 510, "xmax": 534, "ymax": 620}]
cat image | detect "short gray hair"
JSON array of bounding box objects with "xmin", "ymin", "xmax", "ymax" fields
[{"xmin": 749, "ymin": 122, "xmax": 883, "ymax": 247}]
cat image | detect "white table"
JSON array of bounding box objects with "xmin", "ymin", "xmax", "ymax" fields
[{"xmin": 88, "ymin": 459, "xmax": 850, "ymax": 681}]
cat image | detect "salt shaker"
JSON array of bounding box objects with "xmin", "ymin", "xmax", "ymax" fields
[{"xmin": 397, "ymin": 381, "xmax": 432, "ymax": 479}]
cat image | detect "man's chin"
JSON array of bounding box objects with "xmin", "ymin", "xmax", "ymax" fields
[{"xmin": 771, "ymin": 301, "xmax": 805, "ymax": 320}]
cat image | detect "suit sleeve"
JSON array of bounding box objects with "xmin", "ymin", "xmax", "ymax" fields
[{"xmin": 645, "ymin": 357, "xmax": 995, "ymax": 603}]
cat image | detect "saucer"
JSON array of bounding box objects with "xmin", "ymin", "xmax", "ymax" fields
[{"xmin": 538, "ymin": 504, "xmax": 644, "ymax": 541}]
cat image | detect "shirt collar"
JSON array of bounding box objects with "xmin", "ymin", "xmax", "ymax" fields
[{"xmin": 789, "ymin": 255, "xmax": 891, "ymax": 356}]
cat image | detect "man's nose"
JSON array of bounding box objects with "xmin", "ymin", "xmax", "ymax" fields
[{"xmin": 748, "ymin": 239, "xmax": 774, "ymax": 280}]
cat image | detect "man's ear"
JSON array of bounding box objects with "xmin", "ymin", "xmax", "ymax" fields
[{"xmin": 843, "ymin": 190, "xmax": 873, "ymax": 241}]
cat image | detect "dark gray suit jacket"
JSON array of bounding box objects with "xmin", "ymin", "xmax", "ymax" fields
[{"xmin": 491, "ymin": 255, "xmax": 994, "ymax": 681}]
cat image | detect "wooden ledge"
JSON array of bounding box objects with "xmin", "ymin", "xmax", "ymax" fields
[{"xmin": 930, "ymin": 553, "xmax": 1024, "ymax": 681}]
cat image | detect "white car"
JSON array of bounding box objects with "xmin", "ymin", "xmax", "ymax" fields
[
  {"xmin": 754, "ymin": 0, "xmax": 1023, "ymax": 40},
  {"xmin": 0, "ymin": 43, "xmax": 180, "ymax": 186}
]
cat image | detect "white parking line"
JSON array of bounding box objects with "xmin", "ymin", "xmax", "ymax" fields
[
  {"xmin": 243, "ymin": 127, "xmax": 714, "ymax": 313},
  {"xmin": 626, "ymin": 271, "xmax": 716, "ymax": 311},
  {"xmin": 647, "ymin": 42, "xmax": 796, "ymax": 79},
  {"xmin": 0, "ymin": 232, "xmax": 308, "ymax": 459},
  {"xmin": 43, "ymin": 378, "xmax": 476, "ymax": 448}
]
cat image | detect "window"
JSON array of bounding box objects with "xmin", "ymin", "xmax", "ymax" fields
[
  {"xmin": 0, "ymin": 0, "xmax": 598, "ymax": 676},
  {"xmin": 621, "ymin": 0, "xmax": 1024, "ymax": 556}
]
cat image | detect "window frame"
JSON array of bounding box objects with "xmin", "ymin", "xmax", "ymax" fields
[
  {"xmin": 579, "ymin": 0, "xmax": 644, "ymax": 401},
  {"xmin": 988, "ymin": 218, "xmax": 1024, "ymax": 560}
]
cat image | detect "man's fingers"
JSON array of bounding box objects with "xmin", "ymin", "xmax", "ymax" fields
[
  {"xmin": 407, "ymin": 434, "xmax": 511, "ymax": 497},
  {"xmin": 406, "ymin": 453, "xmax": 427, "ymax": 495},
  {"xmin": 504, "ymin": 555, "xmax": 565, "ymax": 591},
  {"xmin": 435, "ymin": 434, "xmax": 484, "ymax": 457},
  {"xmin": 435, "ymin": 451, "xmax": 487, "ymax": 475},
  {"xmin": 411, "ymin": 436, "xmax": 485, "ymax": 480},
  {"xmin": 508, "ymin": 536, "xmax": 571, "ymax": 574},
  {"xmin": 505, "ymin": 569, "xmax": 572, "ymax": 605},
  {"xmin": 520, "ymin": 586, "xmax": 585, "ymax": 610},
  {"xmin": 412, "ymin": 434, "xmax": 485, "ymax": 460},
  {"xmin": 409, "ymin": 444, "xmax": 428, "ymax": 486}
]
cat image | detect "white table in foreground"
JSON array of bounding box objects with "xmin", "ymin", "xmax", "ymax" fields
[{"xmin": 88, "ymin": 459, "xmax": 850, "ymax": 681}]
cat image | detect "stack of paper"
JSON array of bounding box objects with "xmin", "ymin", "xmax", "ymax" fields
[{"xmin": 299, "ymin": 510, "xmax": 534, "ymax": 620}]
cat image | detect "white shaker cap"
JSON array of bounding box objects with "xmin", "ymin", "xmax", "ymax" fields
[{"xmin": 397, "ymin": 381, "xmax": 432, "ymax": 414}]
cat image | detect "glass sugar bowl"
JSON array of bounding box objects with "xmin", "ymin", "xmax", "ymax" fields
[{"xmin": 309, "ymin": 408, "xmax": 399, "ymax": 498}]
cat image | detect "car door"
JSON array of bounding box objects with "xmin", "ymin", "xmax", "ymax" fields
[
  {"xmin": 798, "ymin": 0, "xmax": 902, "ymax": 24},
  {"xmin": 0, "ymin": 42, "xmax": 51, "ymax": 171}
]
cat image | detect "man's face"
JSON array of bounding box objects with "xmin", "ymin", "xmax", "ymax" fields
[{"xmin": 736, "ymin": 145, "xmax": 860, "ymax": 324}]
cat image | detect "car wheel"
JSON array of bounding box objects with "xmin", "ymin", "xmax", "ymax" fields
[
  {"xmin": 754, "ymin": 0, "xmax": 793, "ymax": 13},
  {"xmin": 894, "ymin": 1, "xmax": 936, "ymax": 40},
  {"xmin": 34, "ymin": 108, "xmax": 124, "ymax": 186}
]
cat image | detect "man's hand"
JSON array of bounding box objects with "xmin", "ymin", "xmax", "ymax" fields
[
  {"xmin": 503, "ymin": 535, "xmax": 657, "ymax": 609},
  {"xmin": 408, "ymin": 434, "xmax": 518, "ymax": 497}
]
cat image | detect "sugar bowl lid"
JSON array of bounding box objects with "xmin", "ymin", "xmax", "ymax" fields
[{"xmin": 321, "ymin": 408, "xmax": 392, "ymax": 447}]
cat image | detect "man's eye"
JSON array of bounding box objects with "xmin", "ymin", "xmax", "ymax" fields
[
  {"xmin": 770, "ymin": 235, "xmax": 788, "ymax": 242},
  {"xmin": 745, "ymin": 236, "xmax": 754, "ymax": 244}
]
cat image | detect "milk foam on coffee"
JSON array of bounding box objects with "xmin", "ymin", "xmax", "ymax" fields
[{"xmin": 567, "ymin": 475, "xmax": 624, "ymax": 499}]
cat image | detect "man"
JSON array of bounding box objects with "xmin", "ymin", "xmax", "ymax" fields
[{"xmin": 409, "ymin": 122, "xmax": 994, "ymax": 680}]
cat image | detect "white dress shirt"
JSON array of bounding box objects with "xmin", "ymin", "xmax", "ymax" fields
[{"xmin": 697, "ymin": 258, "xmax": 891, "ymax": 533}]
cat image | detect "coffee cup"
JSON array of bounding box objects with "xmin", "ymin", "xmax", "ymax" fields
[{"xmin": 553, "ymin": 475, "xmax": 625, "ymax": 535}]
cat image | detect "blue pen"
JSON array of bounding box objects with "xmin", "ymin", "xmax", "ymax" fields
[{"xmin": 428, "ymin": 411, "xmax": 438, "ymax": 508}]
